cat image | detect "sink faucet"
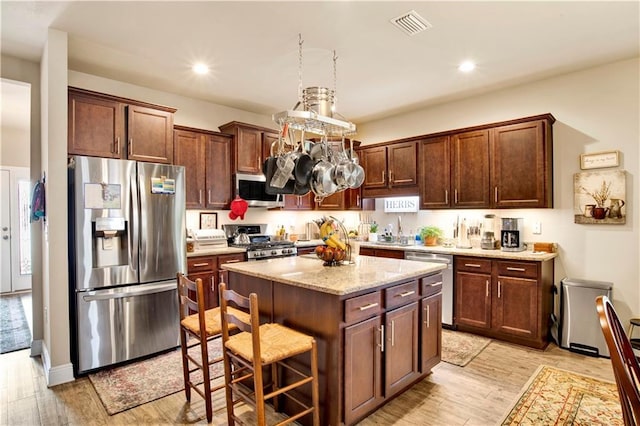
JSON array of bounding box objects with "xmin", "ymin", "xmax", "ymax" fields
[{"xmin": 397, "ymin": 215, "xmax": 403, "ymax": 236}]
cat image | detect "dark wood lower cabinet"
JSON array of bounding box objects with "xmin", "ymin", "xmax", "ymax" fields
[
  {"xmin": 421, "ymin": 293, "xmax": 442, "ymax": 373},
  {"xmin": 384, "ymin": 302, "xmax": 420, "ymax": 396},
  {"xmin": 344, "ymin": 316, "xmax": 383, "ymax": 425},
  {"xmin": 454, "ymin": 256, "xmax": 554, "ymax": 349}
]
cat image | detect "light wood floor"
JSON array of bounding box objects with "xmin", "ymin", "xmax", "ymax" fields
[{"xmin": 0, "ymin": 337, "xmax": 615, "ymax": 426}]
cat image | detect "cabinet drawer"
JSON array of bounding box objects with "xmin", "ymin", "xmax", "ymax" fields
[
  {"xmin": 217, "ymin": 253, "xmax": 246, "ymax": 269},
  {"xmin": 497, "ymin": 261, "xmax": 537, "ymax": 279},
  {"xmin": 187, "ymin": 256, "xmax": 216, "ymax": 273},
  {"xmin": 421, "ymin": 273, "xmax": 443, "ymax": 297},
  {"xmin": 385, "ymin": 280, "xmax": 419, "ymax": 309},
  {"xmin": 345, "ymin": 291, "xmax": 383, "ymax": 324},
  {"xmin": 456, "ymin": 257, "xmax": 492, "ymax": 274}
]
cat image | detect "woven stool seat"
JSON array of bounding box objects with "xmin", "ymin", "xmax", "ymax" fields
[
  {"xmin": 226, "ymin": 323, "xmax": 314, "ymax": 364},
  {"xmin": 181, "ymin": 306, "xmax": 249, "ymax": 337}
]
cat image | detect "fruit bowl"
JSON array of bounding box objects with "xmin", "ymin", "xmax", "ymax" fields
[{"xmin": 315, "ymin": 245, "xmax": 346, "ymax": 266}]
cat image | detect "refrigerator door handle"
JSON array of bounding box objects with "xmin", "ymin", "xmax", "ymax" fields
[
  {"xmin": 129, "ymin": 163, "xmax": 140, "ymax": 278},
  {"xmin": 82, "ymin": 282, "xmax": 176, "ymax": 302}
]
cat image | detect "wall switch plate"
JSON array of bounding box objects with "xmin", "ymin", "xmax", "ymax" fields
[{"xmin": 533, "ymin": 221, "xmax": 542, "ymax": 234}]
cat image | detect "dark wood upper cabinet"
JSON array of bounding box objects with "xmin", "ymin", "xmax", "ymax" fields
[
  {"xmin": 361, "ymin": 141, "xmax": 418, "ymax": 198},
  {"xmin": 127, "ymin": 105, "xmax": 174, "ymax": 164},
  {"xmin": 68, "ymin": 87, "xmax": 176, "ymax": 163},
  {"xmin": 419, "ymin": 136, "xmax": 451, "ymax": 209},
  {"xmin": 490, "ymin": 119, "xmax": 553, "ymax": 208},
  {"xmin": 451, "ymin": 130, "xmax": 491, "ymax": 208},
  {"xmin": 417, "ymin": 114, "xmax": 554, "ymax": 209},
  {"xmin": 68, "ymin": 90, "xmax": 124, "ymax": 158},
  {"xmin": 219, "ymin": 121, "xmax": 279, "ymax": 175},
  {"xmin": 174, "ymin": 126, "xmax": 233, "ymax": 210}
]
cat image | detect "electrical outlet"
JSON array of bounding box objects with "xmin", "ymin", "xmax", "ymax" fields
[{"xmin": 533, "ymin": 221, "xmax": 542, "ymax": 235}]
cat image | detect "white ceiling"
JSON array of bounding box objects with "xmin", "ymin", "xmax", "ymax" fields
[{"xmin": 1, "ymin": 1, "xmax": 639, "ymax": 129}]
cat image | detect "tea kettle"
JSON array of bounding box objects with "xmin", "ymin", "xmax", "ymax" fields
[{"xmin": 234, "ymin": 228, "xmax": 251, "ymax": 245}]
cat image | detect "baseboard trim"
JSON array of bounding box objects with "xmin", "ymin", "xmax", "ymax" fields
[{"xmin": 41, "ymin": 344, "xmax": 75, "ymax": 386}]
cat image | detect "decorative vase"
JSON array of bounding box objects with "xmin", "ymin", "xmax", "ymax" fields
[{"xmin": 591, "ymin": 207, "xmax": 609, "ymax": 220}]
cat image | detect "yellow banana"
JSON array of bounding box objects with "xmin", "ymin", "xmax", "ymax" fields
[
  {"xmin": 324, "ymin": 233, "xmax": 338, "ymax": 248},
  {"xmin": 330, "ymin": 233, "xmax": 346, "ymax": 251},
  {"xmin": 320, "ymin": 221, "xmax": 331, "ymax": 239}
]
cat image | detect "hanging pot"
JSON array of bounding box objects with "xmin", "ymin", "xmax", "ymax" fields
[
  {"xmin": 263, "ymin": 156, "xmax": 295, "ymax": 195},
  {"xmin": 311, "ymin": 159, "xmax": 337, "ymax": 198}
]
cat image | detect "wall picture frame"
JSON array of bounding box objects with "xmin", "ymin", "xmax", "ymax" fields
[
  {"xmin": 200, "ymin": 212, "xmax": 218, "ymax": 229},
  {"xmin": 574, "ymin": 170, "xmax": 626, "ymax": 224},
  {"xmin": 580, "ymin": 150, "xmax": 620, "ymax": 170}
]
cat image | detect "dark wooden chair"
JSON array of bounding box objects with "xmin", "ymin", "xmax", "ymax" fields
[
  {"xmin": 219, "ymin": 282, "xmax": 320, "ymax": 426},
  {"xmin": 596, "ymin": 295, "xmax": 640, "ymax": 426},
  {"xmin": 177, "ymin": 273, "xmax": 249, "ymax": 422}
]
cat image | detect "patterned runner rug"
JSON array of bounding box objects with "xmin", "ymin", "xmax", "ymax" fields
[
  {"xmin": 0, "ymin": 294, "xmax": 31, "ymax": 354},
  {"xmin": 441, "ymin": 329, "xmax": 491, "ymax": 367},
  {"xmin": 500, "ymin": 365, "xmax": 623, "ymax": 425},
  {"xmin": 88, "ymin": 338, "xmax": 223, "ymax": 415}
]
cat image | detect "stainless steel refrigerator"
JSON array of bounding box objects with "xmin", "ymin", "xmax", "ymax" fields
[{"xmin": 68, "ymin": 155, "xmax": 186, "ymax": 374}]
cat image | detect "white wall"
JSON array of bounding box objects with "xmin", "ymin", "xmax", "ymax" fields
[
  {"xmin": 1, "ymin": 126, "xmax": 30, "ymax": 167},
  {"xmin": 358, "ymin": 58, "xmax": 640, "ymax": 322}
]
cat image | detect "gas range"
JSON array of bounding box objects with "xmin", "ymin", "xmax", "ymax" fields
[
  {"xmin": 223, "ymin": 223, "xmax": 297, "ymax": 261},
  {"xmin": 240, "ymin": 240, "xmax": 297, "ymax": 261}
]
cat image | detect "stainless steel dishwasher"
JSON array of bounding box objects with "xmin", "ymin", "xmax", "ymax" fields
[{"xmin": 405, "ymin": 251, "xmax": 454, "ymax": 327}]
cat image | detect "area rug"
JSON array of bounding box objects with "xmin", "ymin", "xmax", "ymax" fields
[
  {"xmin": 89, "ymin": 338, "xmax": 223, "ymax": 415},
  {"xmin": 500, "ymin": 365, "xmax": 623, "ymax": 425},
  {"xmin": 441, "ymin": 329, "xmax": 491, "ymax": 367},
  {"xmin": 0, "ymin": 294, "xmax": 31, "ymax": 354}
]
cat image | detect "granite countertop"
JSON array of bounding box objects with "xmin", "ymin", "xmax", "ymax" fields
[
  {"xmin": 220, "ymin": 255, "xmax": 446, "ymax": 296},
  {"xmin": 295, "ymin": 239, "xmax": 325, "ymax": 248},
  {"xmin": 359, "ymin": 241, "xmax": 558, "ymax": 262},
  {"xmin": 187, "ymin": 246, "xmax": 247, "ymax": 257}
]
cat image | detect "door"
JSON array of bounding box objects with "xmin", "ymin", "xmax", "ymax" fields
[
  {"xmin": 421, "ymin": 294, "xmax": 442, "ymax": 373},
  {"xmin": 127, "ymin": 105, "xmax": 174, "ymax": 164},
  {"xmin": 206, "ymin": 134, "xmax": 233, "ymax": 209},
  {"xmin": 174, "ymin": 128, "xmax": 205, "ymax": 209},
  {"xmin": 456, "ymin": 271, "xmax": 492, "ymax": 329},
  {"xmin": 75, "ymin": 282, "xmax": 179, "ymax": 373},
  {"xmin": 387, "ymin": 141, "xmax": 418, "ymax": 188},
  {"xmin": 361, "ymin": 147, "xmax": 387, "ymax": 189},
  {"xmin": 493, "ymin": 276, "xmax": 538, "ymax": 338},
  {"xmin": 137, "ymin": 162, "xmax": 186, "ymax": 284},
  {"xmin": 1, "ymin": 167, "xmax": 32, "ymax": 293},
  {"xmin": 451, "ymin": 130, "xmax": 490, "ymax": 208},
  {"xmin": 419, "ymin": 136, "xmax": 451, "ymax": 209}
]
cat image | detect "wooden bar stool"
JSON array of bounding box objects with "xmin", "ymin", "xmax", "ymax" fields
[
  {"xmin": 219, "ymin": 282, "xmax": 320, "ymax": 426},
  {"xmin": 177, "ymin": 273, "xmax": 249, "ymax": 422}
]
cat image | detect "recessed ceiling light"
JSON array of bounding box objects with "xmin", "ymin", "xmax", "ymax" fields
[
  {"xmin": 458, "ymin": 60, "xmax": 476, "ymax": 73},
  {"xmin": 192, "ymin": 63, "xmax": 209, "ymax": 75}
]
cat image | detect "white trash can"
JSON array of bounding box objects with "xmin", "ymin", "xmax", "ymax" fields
[{"xmin": 559, "ymin": 277, "xmax": 613, "ymax": 358}]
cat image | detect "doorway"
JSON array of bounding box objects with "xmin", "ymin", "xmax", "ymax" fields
[{"xmin": 1, "ymin": 77, "xmax": 32, "ymax": 353}]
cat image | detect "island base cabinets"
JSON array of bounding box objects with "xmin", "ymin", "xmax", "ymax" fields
[
  {"xmin": 344, "ymin": 316, "xmax": 384, "ymax": 426},
  {"xmin": 187, "ymin": 253, "xmax": 245, "ymax": 309},
  {"xmin": 420, "ymin": 273, "xmax": 443, "ymax": 373},
  {"xmin": 454, "ymin": 256, "xmax": 553, "ymax": 349}
]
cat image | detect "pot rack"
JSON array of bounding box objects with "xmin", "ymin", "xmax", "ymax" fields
[{"xmin": 272, "ymin": 34, "xmax": 357, "ymax": 138}]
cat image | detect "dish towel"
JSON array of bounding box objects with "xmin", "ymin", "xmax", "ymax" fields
[{"xmin": 30, "ymin": 179, "xmax": 46, "ymax": 222}]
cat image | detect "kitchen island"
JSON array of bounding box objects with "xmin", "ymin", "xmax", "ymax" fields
[{"xmin": 221, "ymin": 255, "xmax": 446, "ymax": 426}]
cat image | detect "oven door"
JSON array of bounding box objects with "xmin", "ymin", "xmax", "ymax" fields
[{"xmin": 236, "ymin": 173, "xmax": 283, "ymax": 208}]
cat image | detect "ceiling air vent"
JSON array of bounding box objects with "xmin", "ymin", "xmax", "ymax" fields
[{"xmin": 390, "ymin": 10, "xmax": 432, "ymax": 36}]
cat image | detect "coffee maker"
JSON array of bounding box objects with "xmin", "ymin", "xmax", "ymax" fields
[
  {"xmin": 501, "ymin": 218, "xmax": 524, "ymax": 252},
  {"xmin": 481, "ymin": 214, "xmax": 499, "ymax": 250}
]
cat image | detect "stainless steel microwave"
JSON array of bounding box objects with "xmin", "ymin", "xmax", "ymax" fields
[{"xmin": 235, "ymin": 173, "xmax": 284, "ymax": 208}]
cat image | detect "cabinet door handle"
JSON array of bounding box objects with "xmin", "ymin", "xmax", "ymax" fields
[
  {"xmin": 506, "ymin": 267, "xmax": 526, "ymax": 272},
  {"xmin": 224, "ymin": 259, "xmax": 241, "ymax": 264},
  {"xmin": 391, "ymin": 320, "xmax": 395, "ymax": 347},
  {"xmin": 382, "ymin": 170, "xmax": 385, "ymax": 184},
  {"xmin": 429, "ymin": 281, "xmax": 443, "ymax": 286},
  {"xmin": 357, "ymin": 195, "xmax": 361, "ymax": 206},
  {"xmin": 494, "ymin": 186, "xmax": 498, "ymax": 203},
  {"xmin": 359, "ymin": 302, "xmax": 379, "ymax": 311},
  {"xmin": 114, "ymin": 137, "xmax": 120, "ymax": 154},
  {"xmin": 192, "ymin": 262, "xmax": 209, "ymax": 267},
  {"xmin": 199, "ymin": 190, "xmax": 203, "ymax": 205},
  {"xmin": 398, "ymin": 290, "xmax": 415, "ymax": 298},
  {"xmin": 445, "ymin": 190, "xmax": 448, "ymax": 204},
  {"xmin": 498, "ymin": 281, "xmax": 502, "ymax": 298},
  {"xmin": 454, "ymin": 189, "xmax": 459, "ymax": 204},
  {"xmin": 378, "ymin": 325, "xmax": 385, "ymax": 352},
  {"xmin": 208, "ymin": 190, "xmax": 212, "ymax": 205},
  {"xmin": 424, "ymin": 305, "xmax": 430, "ymax": 328},
  {"xmin": 128, "ymin": 138, "xmax": 133, "ymax": 156},
  {"xmin": 486, "ymin": 280, "xmax": 489, "ymax": 298},
  {"xmin": 464, "ymin": 263, "xmax": 482, "ymax": 268}
]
